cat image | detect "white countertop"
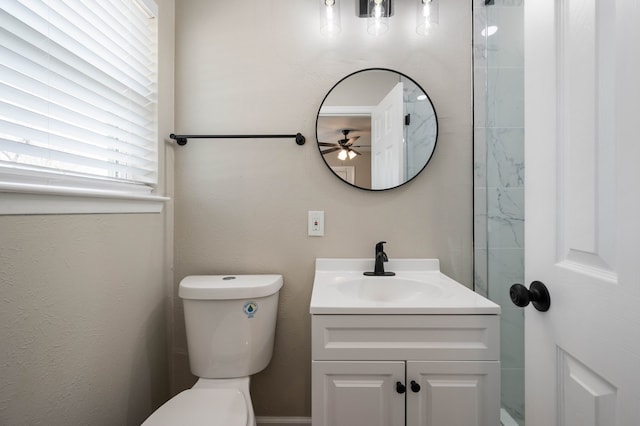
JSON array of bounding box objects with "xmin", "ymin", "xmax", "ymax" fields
[{"xmin": 309, "ymin": 258, "xmax": 501, "ymax": 315}]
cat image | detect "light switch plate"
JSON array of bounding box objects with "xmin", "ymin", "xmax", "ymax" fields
[{"xmin": 308, "ymin": 210, "xmax": 324, "ymax": 236}]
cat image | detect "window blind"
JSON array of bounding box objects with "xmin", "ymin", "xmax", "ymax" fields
[{"xmin": 0, "ymin": 0, "xmax": 158, "ymax": 186}]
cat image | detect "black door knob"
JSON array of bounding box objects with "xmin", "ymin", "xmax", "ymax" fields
[
  {"xmin": 510, "ymin": 281, "xmax": 551, "ymax": 312},
  {"xmin": 410, "ymin": 380, "xmax": 421, "ymax": 393},
  {"xmin": 396, "ymin": 381, "xmax": 406, "ymax": 394}
]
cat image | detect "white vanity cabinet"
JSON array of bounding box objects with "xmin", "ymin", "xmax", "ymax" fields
[{"xmin": 311, "ymin": 314, "xmax": 501, "ymax": 426}]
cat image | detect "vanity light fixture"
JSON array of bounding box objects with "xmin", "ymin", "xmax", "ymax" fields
[
  {"xmin": 320, "ymin": 0, "xmax": 439, "ymax": 37},
  {"xmin": 320, "ymin": 0, "xmax": 341, "ymax": 36},
  {"xmin": 416, "ymin": 0, "xmax": 439, "ymax": 36}
]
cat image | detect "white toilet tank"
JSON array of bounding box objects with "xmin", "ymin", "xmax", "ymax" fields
[{"xmin": 179, "ymin": 275, "xmax": 283, "ymax": 379}]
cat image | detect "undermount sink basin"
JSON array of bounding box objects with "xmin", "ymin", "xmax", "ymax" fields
[
  {"xmin": 336, "ymin": 277, "xmax": 443, "ymax": 302},
  {"xmin": 310, "ymin": 258, "xmax": 501, "ymax": 314}
]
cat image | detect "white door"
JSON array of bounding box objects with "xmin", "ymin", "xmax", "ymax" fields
[
  {"xmin": 524, "ymin": 0, "xmax": 640, "ymax": 425},
  {"xmin": 371, "ymin": 82, "xmax": 404, "ymax": 189},
  {"xmin": 311, "ymin": 361, "xmax": 405, "ymax": 426},
  {"xmin": 330, "ymin": 166, "xmax": 355, "ymax": 185},
  {"xmin": 406, "ymin": 361, "xmax": 500, "ymax": 426}
]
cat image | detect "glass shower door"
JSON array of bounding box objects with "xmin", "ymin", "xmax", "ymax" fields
[{"xmin": 473, "ymin": 0, "xmax": 525, "ymax": 424}]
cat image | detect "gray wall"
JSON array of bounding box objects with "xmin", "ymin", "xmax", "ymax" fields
[
  {"xmin": 173, "ymin": 0, "xmax": 472, "ymax": 417},
  {"xmin": 0, "ymin": 1, "xmax": 175, "ymax": 424},
  {"xmin": 0, "ymin": 215, "xmax": 168, "ymax": 425}
]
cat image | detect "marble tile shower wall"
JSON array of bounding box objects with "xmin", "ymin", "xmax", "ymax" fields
[
  {"xmin": 405, "ymin": 98, "xmax": 436, "ymax": 179},
  {"xmin": 473, "ymin": 0, "xmax": 524, "ymax": 424}
]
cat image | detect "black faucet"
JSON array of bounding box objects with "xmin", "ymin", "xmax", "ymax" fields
[{"xmin": 364, "ymin": 241, "xmax": 396, "ymax": 276}]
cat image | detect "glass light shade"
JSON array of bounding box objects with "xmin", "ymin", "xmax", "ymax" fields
[
  {"xmin": 338, "ymin": 149, "xmax": 348, "ymax": 160},
  {"xmin": 320, "ymin": 0, "xmax": 341, "ymax": 36},
  {"xmin": 348, "ymin": 150, "xmax": 357, "ymax": 160},
  {"xmin": 367, "ymin": 0, "xmax": 389, "ymax": 35},
  {"xmin": 416, "ymin": 0, "xmax": 438, "ymax": 36}
]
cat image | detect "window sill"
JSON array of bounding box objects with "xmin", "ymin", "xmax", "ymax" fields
[{"xmin": 0, "ymin": 182, "xmax": 170, "ymax": 215}]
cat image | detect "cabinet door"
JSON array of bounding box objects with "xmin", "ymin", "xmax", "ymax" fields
[
  {"xmin": 406, "ymin": 361, "xmax": 500, "ymax": 426},
  {"xmin": 312, "ymin": 360, "xmax": 405, "ymax": 426}
]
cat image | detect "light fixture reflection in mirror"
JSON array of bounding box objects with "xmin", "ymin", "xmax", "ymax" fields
[
  {"xmin": 316, "ymin": 68, "xmax": 438, "ymax": 191},
  {"xmin": 481, "ymin": 25, "xmax": 498, "ymax": 37}
]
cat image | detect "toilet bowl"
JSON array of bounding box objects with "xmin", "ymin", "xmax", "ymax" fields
[
  {"xmin": 142, "ymin": 378, "xmax": 251, "ymax": 426},
  {"xmin": 142, "ymin": 275, "xmax": 283, "ymax": 426},
  {"xmin": 142, "ymin": 387, "xmax": 247, "ymax": 426}
]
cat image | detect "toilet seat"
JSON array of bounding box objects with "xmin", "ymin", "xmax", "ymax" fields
[{"xmin": 142, "ymin": 388, "xmax": 248, "ymax": 426}]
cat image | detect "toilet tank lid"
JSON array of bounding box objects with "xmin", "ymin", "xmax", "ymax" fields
[{"xmin": 179, "ymin": 274, "xmax": 283, "ymax": 300}]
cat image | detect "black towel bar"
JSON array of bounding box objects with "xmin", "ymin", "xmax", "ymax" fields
[{"xmin": 169, "ymin": 133, "xmax": 306, "ymax": 146}]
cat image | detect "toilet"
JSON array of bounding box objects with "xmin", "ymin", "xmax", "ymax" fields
[{"xmin": 143, "ymin": 274, "xmax": 283, "ymax": 426}]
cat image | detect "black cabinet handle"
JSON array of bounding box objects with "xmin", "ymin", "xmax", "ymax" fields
[
  {"xmin": 410, "ymin": 380, "xmax": 421, "ymax": 393},
  {"xmin": 396, "ymin": 381, "xmax": 406, "ymax": 394},
  {"xmin": 510, "ymin": 281, "xmax": 551, "ymax": 312}
]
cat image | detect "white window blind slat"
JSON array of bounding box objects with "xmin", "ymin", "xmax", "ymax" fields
[
  {"xmin": 2, "ymin": 3, "xmax": 156, "ymax": 125},
  {"xmin": 1, "ymin": 63, "xmax": 155, "ymax": 148},
  {"xmin": 8, "ymin": 1, "xmax": 152, "ymax": 98},
  {"xmin": 0, "ymin": 100, "xmax": 154, "ymax": 161},
  {"xmin": 1, "ymin": 60, "xmax": 155, "ymax": 163},
  {"xmin": 0, "ymin": 143, "xmax": 156, "ymax": 184},
  {"xmin": 41, "ymin": 0, "xmax": 153, "ymax": 89},
  {"xmin": 0, "ymin": 43, "xmax": 153, "ymax": 125},
  {"xmin": 0, "ymin": 121, "xmax": 156, "ymax": 175},
  {"xmin": 83, "ymin": 0, "xmax": 154, "ymax": 57},
  {"xmin": 0, "ymin": 0, "xmax": 158, "ymax": 187}
]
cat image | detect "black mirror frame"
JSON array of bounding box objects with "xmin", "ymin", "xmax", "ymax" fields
[{"xmin": 315, "ymin": 68, "xmax": 438, "ymax": 191}]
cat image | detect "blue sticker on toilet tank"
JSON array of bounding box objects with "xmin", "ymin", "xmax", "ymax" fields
[{"xmin": 243, "ymin": 301, "xmax": 258, "ymax": 318}]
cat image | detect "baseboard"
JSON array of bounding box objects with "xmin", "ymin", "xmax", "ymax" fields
[{"xmin": 256, "ymin": 416, "xmax": 312, "ymax": 426}]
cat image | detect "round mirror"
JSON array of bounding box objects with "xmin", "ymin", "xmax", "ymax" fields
[{"xmin": 316, "ymin": 68, "xmax": 438, "ymax": 191}]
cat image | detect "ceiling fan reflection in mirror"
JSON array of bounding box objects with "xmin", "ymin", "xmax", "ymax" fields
[{"xmin": 318, "ymin": 129, "xmax": 370, "ymax": 161}]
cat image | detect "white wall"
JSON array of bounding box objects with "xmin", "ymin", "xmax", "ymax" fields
[
  {"xmin": 0, "ymin": 1, "xmax": 175, "ymax": 424},
  {"xmin": 173, "ymin": 0, "xmax": 472, "ymax": 417}
]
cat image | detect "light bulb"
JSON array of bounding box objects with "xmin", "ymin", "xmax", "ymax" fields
[
  {"xmin": 367, "ymin": 0, "xmax": 389, "ymax": 35},
  {"xmin": 320, "ymin": 0, "xmax": 341, "ymax": 36},
  {"xmin": 416, "ymin": 0, "xmax": 438, "ymax": 36},
  {"xmin": 373, "ymin": 2, "xmax": 382, "ymax": 18}
]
